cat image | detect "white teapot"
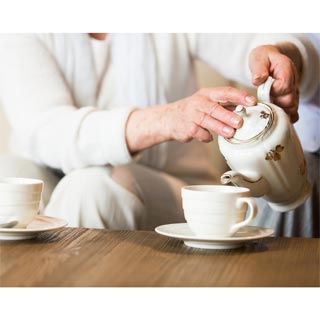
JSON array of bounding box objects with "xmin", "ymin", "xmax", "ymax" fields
[{"xmin": 218, "ymin": 77, "xmax": 311, "ymax": 211}]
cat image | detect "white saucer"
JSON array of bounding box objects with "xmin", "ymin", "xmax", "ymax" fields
[
  {"xmin": 155, "ymin": 223, "xmax": 274, "ymax": 249},
  {"xmin": 0, "ymin": 216, "xmax": 68, "ymax": 240}
]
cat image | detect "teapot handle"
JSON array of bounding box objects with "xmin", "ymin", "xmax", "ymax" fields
[{"xmin": 257, "ymin": 76, "xmax": 274, "ymax": 103}]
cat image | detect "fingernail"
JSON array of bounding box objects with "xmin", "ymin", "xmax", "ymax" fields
[
  {"xmin": 222, "ymin": 126, "xmax": 234, "ymax": 136},
  {"xmin": 231, "ymin": 116, "xmax": 241, "ymax": 127},
  {"xmin": 245, "ymin": 96, "xmax": 256, "ymax": 105},
  {"xmin": 253, "ymin": 74, "xmax": 261, "ymax": 81}
]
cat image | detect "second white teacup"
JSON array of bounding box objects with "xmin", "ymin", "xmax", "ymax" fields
[
  {"xmin": 0, "ymin": 177, "xmax": 43, "ymax": 228},
  {"xmin": 182, "ymin": 185, "xmax": 257, "ymax": 237}
]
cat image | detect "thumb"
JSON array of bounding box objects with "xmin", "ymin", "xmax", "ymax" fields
[{"xmin": 249, "ymin": 49, "xmax": 270, "ymax": 86}]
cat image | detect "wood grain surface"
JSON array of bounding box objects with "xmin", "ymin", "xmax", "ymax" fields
[{"xmin": 0, "ymin": 228, "xmax": 319, "ymax": 287}]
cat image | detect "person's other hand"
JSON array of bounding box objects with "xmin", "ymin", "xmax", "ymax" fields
[
  {"xmin": 249, "ymin": 44, "xmax": 301, "ymax": 123},
  {"xmin": 164, "ymin": 87, "xmax": 257, "ymax": 143}
]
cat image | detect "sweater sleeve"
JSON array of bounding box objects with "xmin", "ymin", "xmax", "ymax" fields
[
  {"xmin": 0, "ymin": 34, "xmax": 134, "ymax": 173},
  {"xmin": 187, "ymin": 33, "xmax": 318, "ymax": 100}
]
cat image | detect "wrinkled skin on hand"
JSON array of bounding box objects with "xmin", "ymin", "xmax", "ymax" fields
[
  {"xmin": 164, "ymin": 86, "xmax": 257, "ymax": 142},
  {"xmin": 249, "ymin": 44, "xmax": 301, "ymax": 123}
]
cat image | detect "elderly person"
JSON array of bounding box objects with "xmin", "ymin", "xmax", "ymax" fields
[{"xmin": 0, "ymin": 33, "xmax": 317, "ymax": 233}]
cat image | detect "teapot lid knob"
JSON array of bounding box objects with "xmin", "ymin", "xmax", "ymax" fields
[
  {"xmin": 235, "ymin": 105, "xmax": 247, "ymax": 116},
  {"xmin": 257, "ymin": 76, "xmax": 275, "ymax": 103}
]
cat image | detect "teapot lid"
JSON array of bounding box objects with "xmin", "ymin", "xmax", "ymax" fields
[
  {"xmin": 227, "ymin": 103, "xmax": 274, "ymax": 144},
  {"xmin": 226, "ymin": 76, "xmax": 275, "ymax": 144}
]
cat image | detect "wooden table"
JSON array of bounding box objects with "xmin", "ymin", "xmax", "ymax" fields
[{"xmin": 0, "ymin": 228, "xmax": 319, "ymax": 287}]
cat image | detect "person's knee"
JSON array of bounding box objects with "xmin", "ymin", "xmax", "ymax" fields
[
  {"xmin": 111, "ymin": 164, "xmax": 144, "ymax": 203},
  {"xmin": 112, "ymin": 163, "xmax": 186, "ymax": 229},
  {"xmin": 46, "ymin": 166, "xmax": 145, "ymax": 229}
]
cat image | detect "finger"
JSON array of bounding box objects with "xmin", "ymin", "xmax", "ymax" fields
[
  {"xmin": 190, "ymin": 124, "xmax": 213, "ymax": 142},
  {"xmin": 272, "ymin": 94, "xmax": 299, "ymax": 123},
  {"xmin": 195, "ymin": 112, "xmax": 236, "ymax": 138},
  {"xmin": 272, "ymin": 91, "xmax": 298, "ymax": 114},
  {"xmin": 270, "ymin": 59, "xmax": 296, "ymax": 97},
  {"xmin": 249, "ymin": 49, "xmax": 270, "ymax": 86},
  {"xmin": 196, "ymin": 100, "xmax": 243, "ymax": 129},
  {"xmin": 199, "ymin": 87, "xmax": 256, "ymax": 107},
  {"xmin": 290, "ymin": 112, "xmax": 299, "ymax": 123}
]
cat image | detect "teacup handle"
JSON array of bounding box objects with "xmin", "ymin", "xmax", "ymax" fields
[
  {"xmin": 257, "ymin": 76, "xmax": 274, "ymax": 103},
  {"xmin": 230, "ymin": 197, "xmax": 258, "ymax": 234}
]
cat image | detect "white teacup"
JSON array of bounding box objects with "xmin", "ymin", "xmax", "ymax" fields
[
  {"xmin": 0, "ymin": 177, "xmax": 43, "ymax": 228},
  {"xmin": 182, "ymin": 185, "xmax": 258, "ymax": 237}
]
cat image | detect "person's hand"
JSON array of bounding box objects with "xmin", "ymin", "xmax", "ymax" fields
[
  {"xmin": 126, "ymin": 87, "xmax": 257, "ymax": 153},
  {"xmin": 163, "ymin": 87, "xmax": 257, "ymax": 143},
  {"xmin": 249, "ymin": 44, "xmax": 302, "ymax": 123}
]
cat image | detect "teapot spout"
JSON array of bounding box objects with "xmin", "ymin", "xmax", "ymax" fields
[{"xmin": 220, "ymin": 171, "xmax": 269, "ymax": 197}]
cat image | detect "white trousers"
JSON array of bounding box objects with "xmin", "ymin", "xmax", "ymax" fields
[{"xmin": 0, "ymin": 155, "xmax": 187, "ymax": 230}]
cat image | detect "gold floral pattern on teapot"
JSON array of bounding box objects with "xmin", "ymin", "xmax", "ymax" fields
[
  {"xmin": 260, "ymin": 111, "xmax": 270, "ymax": 119},
  {"xmin": 265, "ymin": 145, "xmax": 284, "ymax": 161}
]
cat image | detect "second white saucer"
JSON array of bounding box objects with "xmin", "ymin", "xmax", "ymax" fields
[
  {"xmin": 155, "ymin": 223, "xmax": 274, "ymax": 249},
  {"xmin": 0, "ymin": 215, "xmax": 68, "ymax": 240}
]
